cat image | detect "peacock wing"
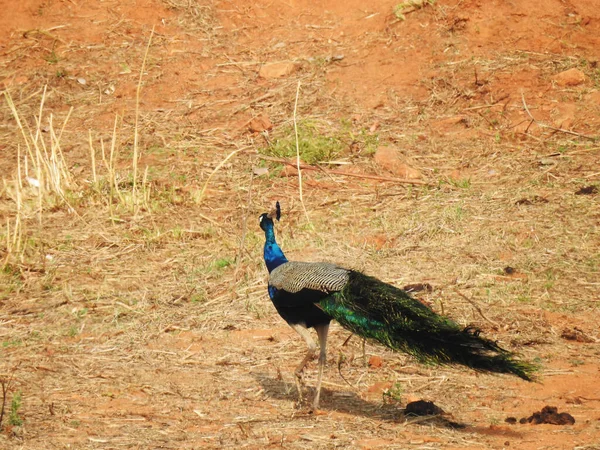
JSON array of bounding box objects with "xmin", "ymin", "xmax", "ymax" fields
[{"xmin": 269, "ymin": 261, "xmax": 350, "ymax": 294}]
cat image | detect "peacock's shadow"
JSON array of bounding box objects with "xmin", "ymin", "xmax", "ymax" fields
[{"xmin": 251, "ymin": 371, "xmax": 466, "ymax": 428}]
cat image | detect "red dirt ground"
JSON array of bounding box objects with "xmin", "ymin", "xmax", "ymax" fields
[{"xmin": 1, "ymin": 0, "xmax": 599, "ymax": 449}]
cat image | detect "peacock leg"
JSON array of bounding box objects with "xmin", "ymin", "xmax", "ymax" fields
[
  {"xmin": 312, "ymin": 323, "xmax": 330, "ymax": 411},
  {"xmin": 290, "ymin": 323, "xmax": 317, "ymax": 406}
]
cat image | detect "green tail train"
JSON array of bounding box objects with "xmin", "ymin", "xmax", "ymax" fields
[{"xmin": 319, "ymin": 271, "xmax": 537, "ymax": 381}]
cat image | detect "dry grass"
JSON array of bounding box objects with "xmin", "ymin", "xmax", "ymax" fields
[{"xmin": 1, "ymin": 0, "xmax": 599, "ymax": 448}]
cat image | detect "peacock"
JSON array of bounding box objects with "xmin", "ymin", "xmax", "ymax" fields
[{"xmin": 259, "ymin": 203, "xmax": 536, "ymax": 411}]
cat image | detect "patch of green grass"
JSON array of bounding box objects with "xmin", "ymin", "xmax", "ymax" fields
[
  {"xmin": 190, "ymin": 293, "xmax": 206, "ymax": 304},
  {"xmin": 340, "ymin": 120, "xmax": 379, "ymax": 156},
  {"xmin": 584, "ymin": 255, "xmax": 599, "ymax": 272},
  {"xmin": 210, "ymin": 258, "xmax": 233, "ymax": 271},
  {"xmin": 1, "ymin": 264, "xmax": 24, "ymax": 297},
  {"xmin": 171, "ymin": 226, "xmax": 185, "ymax": 240},
  {"xmin": 449, "ymin": 178, "xmax": 471, "ymax": 189},
  {"xmin": 261, "ymin": 121, "xmax": 344, "ymax": 164},
  {"xmin": 120, "ymin": 62, "xmax": 131, "ymax": 74},
  {"xmin": 29, "ymin": 331, "xmax": 42, "ymax": 341},
  {"xmin": 308, "ymin": 56, "xmax": 330, "ymax": 68},
  {"xmin": 521, "ymin": 237, "xmax": 535, "ymax": 249},
  {"xmin": 45, "ymin": 48, "xmax": 59, "ymax": 64},
  {"xmin": 383, "ymin": 381, "xmax": 403, "ymax": 404},
  {"xmin": 443, "ymin": 204, "xmax": 466, "ymax": 224},
  {"xmin": 215, "ymin": 258, "xmax": 232, "ymax": 269},
  {"xmin": 42, "ymin": 266, "xmax": 59, "ymax": 292},
  {"xmin": 2, "ymin": 338, "xmax": 23, "ymax": 348},
  {"xmin": 516, "ymin": 294, "xmax": 533, "ymax": 304},
  {"xmin": 9, "ymin": 391, "xmax": 23, "ymax": 427},
  {"xmin": 543, "ymin": 269, "xmax": 556, "ymax": 290}
]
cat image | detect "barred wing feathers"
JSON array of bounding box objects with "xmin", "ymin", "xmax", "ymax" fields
[{"xmin": 269, "ymin": 262, "xmax": 349, "ymax": 294}]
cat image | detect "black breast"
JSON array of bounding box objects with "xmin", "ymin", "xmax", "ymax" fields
[{"xmin": 270, "ymin": 287, "xmax": 332, "ymax": 329}]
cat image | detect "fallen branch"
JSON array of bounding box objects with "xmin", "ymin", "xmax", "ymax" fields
[
  {"xmin": 521, "ymin": 92, "xmax": 598, "ymax": 141},
  {"xmin": 454, "ymin": 289, "xmax": 500, "ymax": 329},
  {"xmin": 23, "ymin": 28, "xmax": 68, "ymax": 44},
  {"xmin": 258, "ymin": 155, "xmax": 432, "ymax": 186}
]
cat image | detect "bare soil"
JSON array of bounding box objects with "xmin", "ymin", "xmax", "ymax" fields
[{"xmin": 1, "ymin": 0, "xmax": 599, "ymax": 449}]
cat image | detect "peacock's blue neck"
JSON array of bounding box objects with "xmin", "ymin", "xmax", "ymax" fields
[{"xmin": 263, "ymin": 224, "xmax": 288, "ymax": 273}]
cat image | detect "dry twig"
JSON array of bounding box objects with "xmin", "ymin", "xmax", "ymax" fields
[
  {"xmin": 258, "ymin": 155, "xmax": 432, "ymax": 186},
  {"xmin": 132, "ymin": 26, "xmax": 155, "ymax": 213},
  {"xmin": 521, "ymin": 92, "xmax": 598, "ymax": 141},
  {"xmin": 293, "ymin": 82, "xmax": 312, "ymax": 225},
  {"xmin": 454, "ymin": 289, "xmax": 500, "ymax": 329}
]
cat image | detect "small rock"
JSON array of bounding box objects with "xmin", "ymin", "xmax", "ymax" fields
[
  {"xmin": 447, "ymin": 169, "xmax": 470, "ymax": 182},
  {"xmin": 403, "ymin": 283, "xmax": 433, "ymax": 293},
  {"xmin": 539, "ymin": 157, "xmax": 557, "ymax": 166},
  {"xmin": 504, "ymin": 266, "xmax": 516, "ymax": 275},
  {"xmin": 26, "ymin": 176, "xmax": 40, "ymax": 188},
  {"xmin": 495, "ymin": 266, "xmax": 528, "ymax": 282},
  {"xmin": 258, "ymin": 61, "xmax": 298, "ymax": 79},
  {"xmin": 515, "ymin": 195, "xmax": 549, "ymax": 205},
  {"xmin": 521, "ymin": 406, "xmax": 575, "ymax": 425},
  {"xmin": 553, "ymin": 68, "xmax": 586, "ymax": 87},
  {"xmin": 367, "ymin": 381, "xmax": 392, "ymax": 393},
  {"xmin": 515, "ymin": 199, "xmax": 531, "ymax": 205},
  {"xmin": 363, "ymin": 234, "xmax": 388, "ymax": 250},
  {"xmin": 373, "ymin": 146, "xmax": 422, "ymax": 179},
  {"xmin": 247, "ymin": 114, "xmax": 273, "ymax": 133},
  {"xmin": 432, "ymin": 115, "xmax": 468, "ymax": 133},
  {"xmin": 252, "ymin": 167, "xmax": 269, "ymax": 177},
  {"xmin": 575, "ymin": 185, "xmax": 598, "ymax": 195},
  {"xmin": 505, "ymin": 417, "xmax": 517, "ymax": 424},
  {"xmin": 405, "ymin": 400, "xmax": 444, "ymax": 416},
  {"xmin": 368, "ymin": 355, "xmax": 383, "ymax": 368},
  {"xmin": 552, "ymin": 102, "xmax": 576, "ymax": 129},
  {"xmin": 561, "ymin": 327, "xmax": 594, "ymax": 343},
  {"xmin": 585, "ymin": 91, "xmax": 600, "ymax": 105},
  {"xmin": 280, "ymin": 160, "xmax": 307, "ymax": 177}
]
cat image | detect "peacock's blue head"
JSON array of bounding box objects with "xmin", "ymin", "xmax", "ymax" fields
[
  {"xmin": 259, "ymin": 213, "xmax": 273, "ymax": 232},
  {"xmin": 259, "ymin": 210, "xmax": 287, "ymax": 273}
]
